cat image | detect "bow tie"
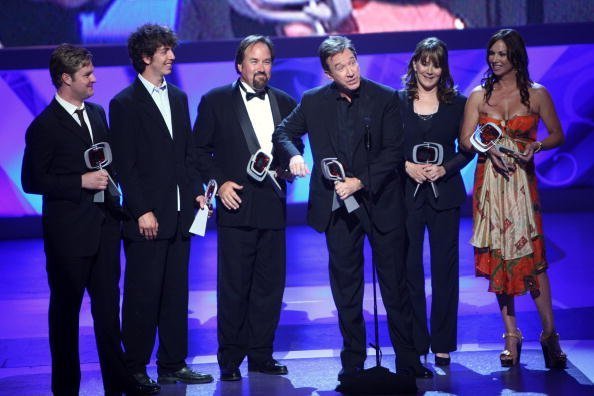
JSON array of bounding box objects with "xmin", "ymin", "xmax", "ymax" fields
[{"xmin": 246, "ymin": 90, "xmax": 266, "ymax": 101}]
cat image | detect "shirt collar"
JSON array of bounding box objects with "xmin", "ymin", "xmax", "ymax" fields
[
  {"xmin": 55, "ymin": 93, "xmax": 84, "ymax": 115},
  {"xmin": 138, "ymin": 73, "xmax": 167, "ymax": 94},
  {"xmin": 331, "ymin": 82, "xmax": 361, "ymax": 102}
]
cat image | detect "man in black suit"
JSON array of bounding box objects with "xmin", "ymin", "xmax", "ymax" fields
[
  {"xmin": 109, "ymin": 24, "xmax": 212, "ymax": 388},
  {"xmin": 194, "ymin": 35, "xmax": 297, "ymax": 381},
  {"xmin": 272, "ymin": 35, "xmax": 432, "ymax": 381},
  {"xmin": 20, "ymin": 44, "xmax": 156, "ymax": 395}
]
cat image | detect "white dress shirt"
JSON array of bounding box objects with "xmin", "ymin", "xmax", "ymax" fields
[
  {"xmin": 55, "ymin": 93, "xmax": 94, "ymax": 142},
  {"xmin": 138, "ymin": 74, "xmax": 180, "ymax": 211},
  {"xmin": 239, "ymin": 81, "xmax": 274, "ymax": 155}
]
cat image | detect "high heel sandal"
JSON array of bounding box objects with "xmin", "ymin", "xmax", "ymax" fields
[
  {"xmin": 500, "ymin": 329, "xmax": 523, "ymax": 367},
  {"xmin": 540, "ymin": 331, "xmax": 567, "ymax": 369}
]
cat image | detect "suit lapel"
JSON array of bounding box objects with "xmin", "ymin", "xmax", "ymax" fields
[
  {"xmin": 322, "ymin": 85, "xmax": 339, "ymax": 156},
  {"xmin": 86, "ymin": 104, "xmax": 105, "ymax": 143},
  {"xmin": 50, "ymin": 99, "xmax": 93, "ymax": 146},
  {"xmin": 132, "ymin": 78, "xmax": 173, "ymax": 141},
  {"xmin": 232, "ymin": 81, "xmax": 260, "ymax": 155},
  {"xmin": 267, "ymin": 88, "xmax": 282, "ymax": 127}
]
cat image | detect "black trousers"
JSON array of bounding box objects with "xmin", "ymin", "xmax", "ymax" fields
[
  {"xmin": 405, "ymin": 203, "xmax": 460, "ymax": 355},
  {"xmin": 325, "ymin": 207, "xmax": 418, "ymax": 372},
  {"xmin": 216, "ymin": 226, "xmax": 286, "ymax": 369},
  {"xmin": 45, "ymin": 220, "xmax": 127, "ymax": 395},
  {"xmin": 122, "ymin": 216, "xmax": 190, "ymax": 374}
]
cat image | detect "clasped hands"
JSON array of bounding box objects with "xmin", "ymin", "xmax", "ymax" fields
[
  {"xmin": 405, "ymin": 161, "xmax": 445, "ymax": 184},
  {"xmin": 487, "ymin": 141, "xmax": 540, "ymax": 178}
]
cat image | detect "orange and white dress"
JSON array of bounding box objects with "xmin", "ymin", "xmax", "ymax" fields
[{"xmin": 472, "ymin": 113, "xmax": 547, "ymax": 295}]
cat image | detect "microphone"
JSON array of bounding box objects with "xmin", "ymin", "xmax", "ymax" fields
[{"xmin": 363, "ymin": 116, "xmax": 371, "ymax": 151}]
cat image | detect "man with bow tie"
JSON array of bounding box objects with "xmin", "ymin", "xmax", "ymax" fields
[{"xmin": 194, "ymin": 35, "xmax": 300, "ymax": 381}]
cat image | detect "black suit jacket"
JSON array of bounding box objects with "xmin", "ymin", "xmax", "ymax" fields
[
  {"xmin": 194, "ymin": 81, "xmax": 297, "ymax": 229},
  {"xmin": 273, "ymin": 78, "xmax": 404, "ymax": 233},
  {"xmin": 109, "ymin": 78, "xmax": 203, "ymax": 240},
  {"xmin": 21, "ymin": 99, "xmax": 120, "ymax": 256},
  {"xmin": 398, "ymin": 91, "xmax": 474, "ymax": 210}
]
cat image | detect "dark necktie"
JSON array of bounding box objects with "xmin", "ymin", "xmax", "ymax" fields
[
  {"xmin": 245, "ymin": 90, "xmax": 266, "ymax": 101},
  {"xmin": 74, "ymin": 108, "xmax": 93, "ymax": 142}
]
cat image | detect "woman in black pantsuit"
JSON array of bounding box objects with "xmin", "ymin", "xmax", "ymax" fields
[{"xmin": 398, "ymin": 37, "xmax": 474, "ymax": 366}]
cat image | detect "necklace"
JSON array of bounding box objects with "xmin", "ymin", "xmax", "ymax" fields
[{"xmin": 417, "ymin": 113, "xmax": 435, "ymax": 121}]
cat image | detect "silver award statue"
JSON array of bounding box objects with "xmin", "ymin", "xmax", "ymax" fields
[
  {"xmin": 469, "ymin": 122, "xmax": 520, "ymax": 157},
  {"xmin": 321, "ymin": 157, "xmax": 359, "ymax": 213},
  {"xmin": 247, "ymin": 149, "xmax": 284, "ymax": 196},
  {"xmin": 83, "ymin": 142, "xmax": 120, "ymax": 202},
  {"xmin": 412, "ymin": 142, "xmax": 444, "ymax": 199}
]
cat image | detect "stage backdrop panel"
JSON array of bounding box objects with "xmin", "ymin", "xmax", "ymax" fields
[{"xmin": 1, "ymin": 43, "xmax": 593, "ymax": 217}]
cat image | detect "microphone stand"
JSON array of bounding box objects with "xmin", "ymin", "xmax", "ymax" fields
[{"xmin": 336, "ymin": 118, "xmax": 416, "ymax": 394}]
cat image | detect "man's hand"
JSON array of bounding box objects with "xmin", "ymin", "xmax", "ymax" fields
[
  {"xmin": 195, "ymin": 195, "xmax": 213, "ymax": 217},
  {"xmin": 335, "ymin": 177, "xmax": 363, "ymax": 200},
  {"xmin": 138, "ymin": 211, "xmax": 158, "ymax": 240},
  {"xmin": 218, "ymin": 181, "xmax": 243, "ymax": 210},
  {"xmin": 81, "ymin": 170, "xmax": 108, "ymax": 190},
  {"xmin": 405, "ymin": 161, "xmax": 429, "ymax": 184},
  {"xmin": 289, "ymin": 155, "xmax": 310, "ymax": 177}
]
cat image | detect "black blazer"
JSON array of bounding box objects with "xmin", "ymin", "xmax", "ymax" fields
[
  {"xmin": 109, "ymin": 78, "xmax": 203, "ymax": 241},
  {"xmin": 194, "ymin": 81, "xmax": 297, "ymax": 229},
  {"xmin": 21, "ymin": 99, "xmax": 120, "ymax": 256},
  {"xmin": 398, "ymin": 90, "xmax": 474, "ymax": 210},
  {"xmin": 273, "ymin": 78, "xmax": 405, "ymax": 233}
]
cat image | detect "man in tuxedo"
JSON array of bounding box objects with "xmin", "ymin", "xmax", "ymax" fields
[
  {"xmin": 194, "ymin": 35, "xmax": 298, "ymax": 381},
  {"xmin": 109, "ymin": 24, "xmax": 212, "ymax": 389},
  {"xmin": 272, "ymin": 35, "xmax": 432, "ymax": 381},
  {"xmin": 20, "ymin": 44, "xmax": 156, "ymax": 395}
]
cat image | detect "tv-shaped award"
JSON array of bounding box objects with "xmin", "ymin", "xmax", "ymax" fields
[
  {"xmin": 83, "ymin": 142, "xmax": 120, "ymax": 202},
  {"xmin": 247, "ymin": 149, "xmax": 284, "ymax": 196},
  {"xmin": 412, "ymin": 142, "xmax": 444, "ymax": 199},
  {"xmin": 469, "ymin": 122, "xmax": 520, "ymax": 157},
  {"xmin": 190, "ymin": 179, "xmax": 217, "ymax": 237},
  {"xmin": 321, "ymin": 158, "xmax": 359, "ymax": 213}
]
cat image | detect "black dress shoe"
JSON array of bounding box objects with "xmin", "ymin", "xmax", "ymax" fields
[
  {"xmin": 337, "ymin": 367, "xmax": 363, "ymax": 382},
  {"xmin": 128, "ymin": 372, "xmax": 161, "ymax": 395},
  {"xmin": 411, "ymin": 363, "xmax": 434, "ymax": 379},
  {"xmin": 220, "ymin": 367, "xmax": 242, "ymax": 381},
  {"xmin": 247, "ymin": 359, "xmax": 288, "ymax": 375},
  {"xmin": 157, "ymin": 366, "xmax": 214, "ymax": 384}
]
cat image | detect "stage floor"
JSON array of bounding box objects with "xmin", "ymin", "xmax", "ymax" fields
[{"xmin": 1, "ymin": 212, "xmax": 593, "ymax": 395}]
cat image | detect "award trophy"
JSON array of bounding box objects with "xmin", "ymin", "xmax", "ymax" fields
[
  {"xmin": 321, "ymin": 158, "xmax": 359, "ymax": 213},
  {"xmin": 83, "ymin": 142, "xmax": 120, "ymax": 202},
  {"xmin": 469, "ymin": 122, "xmax": 520, "ymax": 157},
  {"xmin": 247, "ymin": 149, "xmax": 284, "ymax": 195},
  {"xmin": 412, "ymin": 142, "xmax": 444, "ymax": 198},
  {"xmin": 190, "ymin": 179, "xmax": 217, "ymax": 236}
]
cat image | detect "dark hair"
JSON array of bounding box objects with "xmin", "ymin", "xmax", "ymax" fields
[
  {"xmin": 49, "ymin": 43, "xmax": 92, "ymax": 89},
  {"xmin": 402, "ymin": 37, "xmax": 457, "ymax": 103},
  {"xmin": 234, "ymin": 35, "xmax": 275, "ymax": 74},
  {"xmin": 127, "ymin": 24, "xmax": 178, "ymax": 74},
  {"xmin": 318, "ymin": 35, "xmax": 357, "ymax": 72},
  {"xmin": 482, "ymin": 28, "xmax": 533, "ymax": 108}
]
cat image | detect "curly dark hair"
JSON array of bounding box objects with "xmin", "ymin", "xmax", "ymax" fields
[
  {"xmin": 127, "ymin": 24, "xmax": 178, "ymax": 74},
  {"xmin": 402, "ymin": 37, "xmax": 457, "ymax": 104},
  {"xmin": 481, "ymin": 29, "xmax": 533, "ymax": 108}
]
